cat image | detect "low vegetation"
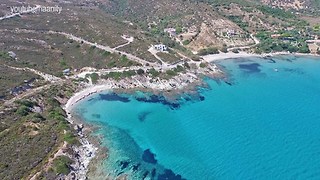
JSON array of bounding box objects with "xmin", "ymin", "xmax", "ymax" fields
[
  {"xmin": 52, "ymin": 156, "xmax": 73, "ymax": 175},
  {"xmin": 198, "ymin": 47, "xmax": 219, "ymax": 56},
  {"xmin": 0, "ymin": 84, "xmax": 78, "ymax": 179},
  {"xmin": 255, "ymin": 30, "xmax": 311, "ymax": 53}
]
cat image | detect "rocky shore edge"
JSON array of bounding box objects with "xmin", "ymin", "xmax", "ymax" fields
[{"xmin": 62, "ymin": 112, "xmax": 98, "ymax": 180}]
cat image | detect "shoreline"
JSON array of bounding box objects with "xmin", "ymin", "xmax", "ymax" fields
[
  {"xmin": 63, "ymin": 104, "xmax": 99, "ymax": 180},
  {"xmin": 63, "ymin": 52, "xmax": 320, "ymax": 179},
  {"xmin": 65, "ymin": 51, "xmax": 320, "ymax": 114},
  {"xmin": 63, "ymin": 83, "xmax": 120, "ymax": 180},
  {"xmin": 202, "ymin": 51, "xmax": 320, "ymax": 62}
]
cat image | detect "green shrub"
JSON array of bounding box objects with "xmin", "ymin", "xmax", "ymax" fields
[
  {"xmin": 148, "ymin": 68, "xmax": 160, "ymax": 77},
  {"xmin": 63, "ymin": 132, "xmax": 78, "ymax": 145},
  {"xmin": 60, "ymin": 59, "xmax": 67, "ymax": 67},
  {"xmin": 182, "ymin": 40, "xmax": 191, "ymax": 45},
  {"xmin": 103, "ymin": 51, "xmax": 111, "ymax": 56},
  {"xmin": 31, "ymin": 113, "xmax": 46, "ymax": 123},
  {"xmin": 298, "ymin": 44, "xmax": 310, "ymax": 53},
  {"xmin": 183, "ymin": 62, "xmax": 190, "ymax": 69},
  {"xmin": 166, "ymin": 70, "xmax": 177, "ymax": 77},
  {"xmin": 52, "ymin": 156, "xmax": 73, "ymax": 175},
  {"xmin": 16, "ymin": 105, "xmax": 30, "ymax": 116},
  {"xmin": 48, "ymin": 98, "xmax": 61, "ymax": 107},
  {"xmin": 191, "ymin": 55, "xmax": 201, "ymax": 61},
  {"xmin": 200, "ymin": 63, "xmax": 207, "ymax": 68},
  {"xmin": 15, "ymin": 100, "xmax": 35, "ymax": 107},
  {"xmin": 137, "ymin": 69, "xmax": 145, "ymax": 75},
  {"xmin": 0, "ymin": 51, "xmax": 10, "ymax": 59},
  {"xmin": 176, "ymin": 26, "xmax": 183, "ymax": 34},
  {"xmin": 89, "ymin": 73, "xmax": 99, "ymax": 84},
  {"xmin": 174, "ymin": 65, "xmax": 184, "ymax": 72},
  {"xmin": 198, "ymin": 47, "xmax": 219, "ymax": 56}
]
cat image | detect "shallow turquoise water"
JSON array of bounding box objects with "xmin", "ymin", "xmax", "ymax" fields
[{"xmin": 74, "ymin": 55, "xmax": 320, "ymax": 179}]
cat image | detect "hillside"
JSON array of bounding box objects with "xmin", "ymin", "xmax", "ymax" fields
[
  {"xmin": 0, "ymin": 0, "xmax": 319, "ymax": 179},
  {"xmin": 102, "ymin": 0, "xmax": 319, "ymax": 53},
  {"xmin": 259, "ymin": 0, "xmax": 320, "ymax": 10}
]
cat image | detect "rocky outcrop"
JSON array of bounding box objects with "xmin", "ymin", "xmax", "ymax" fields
[{"xmin": 64, "ymin": 121, "xmax": 97, "ymax": 180}]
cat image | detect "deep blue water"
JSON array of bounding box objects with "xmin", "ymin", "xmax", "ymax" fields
[{"xmin": 73, "ymin": 55, "xmax": 320, "ymax": 179}]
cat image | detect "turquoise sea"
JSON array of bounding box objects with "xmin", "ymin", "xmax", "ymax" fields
[{"xmin": 73, "ymin": 55, "xmax": 320, "ymax": 180}]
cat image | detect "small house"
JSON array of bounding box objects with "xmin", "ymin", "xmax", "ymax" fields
[
  {"xmin": 164, "ymin": 28, "xmax": 177, "ymax": 37},
  {"xmin": 227, "ymin": 29, "xmax": 236, "ymax": 37},
  {"xmin": 8, "ymin": 51, "xmax": 17, "ymax": 59},
  {"xmin": 154, "ymin": 44, "xmax": 167, "ymax": 52},
  {"xmin": 63, "ymin": 68, "xmax": 71, "ymax": 75}
]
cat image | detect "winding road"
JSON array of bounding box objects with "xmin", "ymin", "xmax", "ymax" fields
[
  {"xmin": 227, "ymin": 34, "xmax": 260, "ymax": 51},
  {"xmin": 49, "ymin": 31, "xmax": 158, "ymax": 67}
]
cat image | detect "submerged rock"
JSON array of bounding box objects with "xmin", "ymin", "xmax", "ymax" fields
[
  {"xmin": 142, "ymin": 149, "xmax": 157, "ymax": 164},
  {"xmin": 157, "ymin": 169, "xmax": 185, "ymax": 180}
]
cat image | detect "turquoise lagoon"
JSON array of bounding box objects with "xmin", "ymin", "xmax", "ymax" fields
[{"xmin": 73, "ymin": 55, "xmax": 320, "ymax": 179}]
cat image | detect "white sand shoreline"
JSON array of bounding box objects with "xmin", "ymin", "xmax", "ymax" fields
[
  {"xmin": 65, "ymin": 84, "xmax": 114, "ymax": 116},
  {"xmin": 202, "ymin": 51, "xmax": 320, "ymax": 62}
]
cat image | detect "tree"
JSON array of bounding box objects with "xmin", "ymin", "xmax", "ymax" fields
[
  {"xmin": 288, "ymin": 45, "xmax": 298, "ymax": 53},
  {"xmin": 16, "ymin": 105, "xmax": 30, "ymax": 116},
  {"xmin": 182, "ymin": 40, "xmax": 191, "ymax": 45},
  {"xmin": 166, "ymin": 70, "xmax": 177, "ymax": 76},
  {"xmin": 175, "ymin": 26, "xmax": 183, "ymax": 34},
  {"xmin": 53, "ymin": 156, "xmax": 73, "ymax": 175},
  {"xmin": 88, "ymin": 73, "xmax": 99, "ymax": 84},
  {"xmin": 200, "ymin": 63, "xmax": 207, "ymax": 68},
  {"xmin": 198, "ymin": 47, "xmax": 219, "ymax": 56},
  {"xmin": 298, "ymin": 44, "xmax": 310, "ymax": 53},
  {"xmin": 137, "ymin": 69, "xmax": 145, "ymax": 75},
  {"xmin": 271, "ymin": 43, "xmax": 283, "ymax": 52}
]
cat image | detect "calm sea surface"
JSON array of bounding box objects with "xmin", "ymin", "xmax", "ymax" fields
[{"xmin": 73, "ymin": 55, "xmax": 320, "ymax": 180}]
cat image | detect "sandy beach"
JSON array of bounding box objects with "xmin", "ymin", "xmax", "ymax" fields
[
  {"xmin": 202, "ymin": 52, "xmax": 261, "ymax": 62},
  {"xmin": 65, "ymin": 84, "xmax": 114, "ymax": 116},
  {"xmin": 202, "ymin": 51, "xmax": 320, "ymax": 62}
]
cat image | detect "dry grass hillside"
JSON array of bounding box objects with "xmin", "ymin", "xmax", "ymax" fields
[
  {"xmin": 102, "ymin": 0, "xmax": 257, "ymax": 51},
  {"xmin": 259, "ymin": 0, "xmax": 319, "ymax": 10}
]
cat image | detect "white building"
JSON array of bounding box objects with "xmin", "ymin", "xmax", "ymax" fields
[
  {"xmin": 8, "ymin": 51, "xmax": 17, "ymax": 59},
  {"xmin": 154, "ymin": 44, "xmax": 168, "ymax": 52},
  {"xmin": 164, "ymin": 28, "xmax": 177, "ymax": 37}
]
